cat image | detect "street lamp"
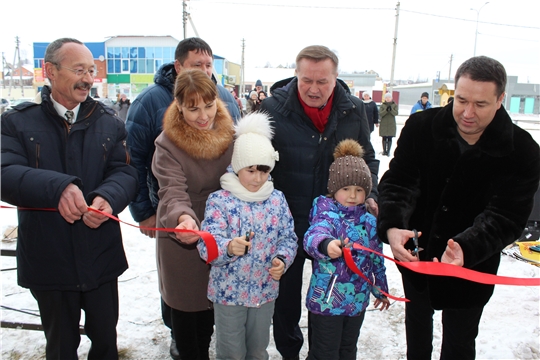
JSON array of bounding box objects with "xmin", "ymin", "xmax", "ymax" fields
[{"xmin": 471, "ymin": 2, "xmax": 489, "ymax": 57}]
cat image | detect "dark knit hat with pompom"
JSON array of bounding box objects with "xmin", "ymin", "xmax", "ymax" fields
[{"xmin": 327, "ymin": 139, "xmax": 372, "ymax": 196}]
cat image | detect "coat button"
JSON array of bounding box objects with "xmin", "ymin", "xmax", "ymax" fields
[{"xmin": 441, "ymin": 206, "xmax": 448, "ymax": 212}]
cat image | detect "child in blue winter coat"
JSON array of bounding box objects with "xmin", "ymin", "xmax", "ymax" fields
[
  {"xmin": 304, "ymin": 139, "xmax": 390, "ymax": 360},
  {"xmin": 197, "ymin": 112, "xmax": 298, "ymax": 360}
]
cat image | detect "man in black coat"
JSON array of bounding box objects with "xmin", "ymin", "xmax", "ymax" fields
[
  {"xmin": 377, "ymin": 56, "xmax": 540, "ymax": 360},
  {"xmin": 1, "ymin": 38, "xmax": 138, "ymax": 359},
  {"xmin": 260, "ymin": 45, "xmax": 379, "ymax": 360}
]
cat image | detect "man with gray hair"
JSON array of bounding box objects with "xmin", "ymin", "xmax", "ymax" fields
[
  {"xmin": 261, "ymin": 45, "xmax": 379, "ymax": 360},
  {"xmin": 1, "ymin": 38, "xmax": 138, "ymax": 359}
]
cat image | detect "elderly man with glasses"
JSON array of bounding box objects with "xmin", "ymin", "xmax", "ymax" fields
[{"xmin": 1, "ymin": 38, "xmax": 138, "ymax": 359}]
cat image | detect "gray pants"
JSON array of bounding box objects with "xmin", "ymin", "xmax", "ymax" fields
[{"xmin": 214, "ymin": 301, "xmax": 275, "ymax": 360}]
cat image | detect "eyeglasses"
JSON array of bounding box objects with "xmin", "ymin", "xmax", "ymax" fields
[{"xmin": 57, "ymin": 65, "xmax": 98, "ymax": 78}]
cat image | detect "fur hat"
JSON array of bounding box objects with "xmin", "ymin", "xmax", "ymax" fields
[
  {"xmin": 231, "ymin": 112, "xmax": 279, "ymax": 173},
  {"xmin": 327, "ymin": 139, "xmax": 372, "ymax": 196}
]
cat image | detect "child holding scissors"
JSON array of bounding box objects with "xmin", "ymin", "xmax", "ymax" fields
[
  {"xmin": 197, "ymin": 112, "xmax": 297, "ymax": 360},
  {"xmin": 304, "ymin": 139, "xmax": 390, "ymax": 360}
]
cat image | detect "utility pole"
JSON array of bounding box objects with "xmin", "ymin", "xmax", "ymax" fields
[
  {"xmin": 448, "ymin": 54, "xmax": 453, "ymax": 81},
  {"xmin": 388, "ymin": 2, "xmax": 400, "ymax": 94},
  {"xmin": 17, "ymin": 37, "xmax": 24, "ymax": 97},
  {"xmin": 182, "ymin": 0, "xmax": 188, "ymax": 39},
  {"xmin": 2, "ymin": 52, "xmax": 6, "ymax": 89},
  {"xmin": 240, "ymin": 39, "xmax": 245, "ymax": 97},
  {"xmin": 8, "ymin": 36, "xmax": 24, "ymax": 97}
]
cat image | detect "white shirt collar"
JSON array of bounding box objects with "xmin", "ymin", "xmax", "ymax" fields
[{"xmin": 50, "ymin": 94, "xmax": 81, "ymax": 122}]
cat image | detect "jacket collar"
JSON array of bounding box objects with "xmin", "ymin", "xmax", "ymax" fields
[
  {"xmin": 432, "ymin": 104, "xmax": 514, "ymax": 157},
  {"xmin": 271, "ymin": 77, "xmax": 355, "ymax": 115}
]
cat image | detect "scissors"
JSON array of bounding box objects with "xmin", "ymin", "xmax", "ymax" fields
[{"xmin": 411, "ymin": 229, "xmax": 423, "ymax": 260}]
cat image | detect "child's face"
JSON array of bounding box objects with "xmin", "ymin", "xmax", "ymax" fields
[
  {"xmin": 238, "ymin": 166, "xmax": 270, "ymax": 192},
  {"xmin": 334, "ymin": 186, "xmax": 366, "ymax": 207}
]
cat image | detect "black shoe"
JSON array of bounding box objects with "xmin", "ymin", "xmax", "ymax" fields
[{"xmin": 170, "ymin": 338, "xmax": 181, "ymax": 359}]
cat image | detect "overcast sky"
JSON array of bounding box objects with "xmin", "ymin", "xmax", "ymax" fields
[{"xmin": 2, "ymin": 0, "xmax": 539, "ymax": 83}]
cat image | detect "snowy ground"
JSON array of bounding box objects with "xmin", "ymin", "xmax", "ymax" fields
[{"xmin": 2, "ymin": 113, "xmax": 540, "ymax": 360}]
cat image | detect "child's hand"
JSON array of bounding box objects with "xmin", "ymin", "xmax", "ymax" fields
[
  {"xmin": 227, "ymin": 232, "xmax": 252, "ymax": 256},
  {"xmin": 373, "ymin": 296, "xmax": 390, "ymax": 311},
  {"xmin": 327, "ymin": 238, "xmax": 349, "ymax": 259},
  {"xmin": 269, "ymin": 257, "xmax": 285, "ymax": 280}
]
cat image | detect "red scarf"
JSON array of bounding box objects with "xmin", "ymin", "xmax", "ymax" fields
[{"xmin": 298, "ymin": 90, "xmax": 335, "ymax": 133}]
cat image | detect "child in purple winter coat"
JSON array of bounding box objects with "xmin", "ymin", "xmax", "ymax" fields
[
  {"xmin": 197, "ymin": 112, "xmax": 298, "ymax": 360},
  {"xmin": 304, "ymin": 139, "xmax": 390, "ymax": 360}
]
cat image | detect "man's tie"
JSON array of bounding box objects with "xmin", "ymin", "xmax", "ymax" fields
[{"xmin": 65, "ymin": 110, "xmax": 75, "ymax": 124}]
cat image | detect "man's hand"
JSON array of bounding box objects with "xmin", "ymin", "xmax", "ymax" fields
[
  {"xmin": 269, "ymin": 257, "xmax": 285, "ymax": 281},
  {"xmin": 174, "ymin": 214, "xmax": 200, "ymax": 244},
  {"xmin": 139, "ymin": 215, "xmax": 157, "ymax": 238},
  {"xmin": 84, "ymin": 196, "xmax": 112, "ymax": 229},
  {"xmin": 366, "ymin": 198, "xmax": 378, "ymax": 216},
  {"xmin": 387, "ymin": 228, "xmax": 421, "ymax": 262},
  {"xmin": 58, "ymin": 183, "xmax": 88, "ymax": 223},
  {"xmin": 433, "ymin": 239, "xmax": 464, "ymax": 266}
]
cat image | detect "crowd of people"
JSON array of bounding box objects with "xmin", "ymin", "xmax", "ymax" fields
[{"xmin": 1, "ymin": 36, "xmax": 539, "ymax": 360}]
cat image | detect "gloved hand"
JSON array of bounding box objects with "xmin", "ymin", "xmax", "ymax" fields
[{"xmin": 387, "ymin": 106, "xmax": 391, "ymax": 111}]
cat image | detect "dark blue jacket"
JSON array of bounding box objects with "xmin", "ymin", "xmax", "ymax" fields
[
  {"xmin": 1, "ymin": 86, "xmax": 138, "ymax": 291},
  {"xmin": 260, "ymin": 77, "xmax": 379, "ymax": 255},
  {"xmin": 126, "ymin": 63, "xmax": 241, "ymax": 222}
]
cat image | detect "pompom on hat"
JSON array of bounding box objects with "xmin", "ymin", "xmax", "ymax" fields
[
  {"xmin": 327, "ymin": 139, "xmax": 372, "ymax": 196},
  {"xmin": 231, "ymin": 112, "xmax": 279, "ymax": 173}
]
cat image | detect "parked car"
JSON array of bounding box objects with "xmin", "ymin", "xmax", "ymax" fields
[
  {"xmin": 0, "ymin": 98, "xmax": 10, "ymax": 114},
  {"xmin": 6, "ymin": 98, "xmax": 35, "ymax": 111}
]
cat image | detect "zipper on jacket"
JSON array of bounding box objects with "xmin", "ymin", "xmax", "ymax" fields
[
  {"xmin": 102, "ymin": 142, "xmax": 108, "ymax": 161},
  {"xmin": 35, "ymin": 142, "xmax": 40, "ymax": 168},
  {"xmin": 123, "ymin": 140, "xmax": 130, "ymax": 164},
  {"xmin": 318, "ymin": 134, "xmax": 323, "ymax": 144}
]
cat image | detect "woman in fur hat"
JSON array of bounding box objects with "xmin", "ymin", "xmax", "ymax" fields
[
  {"xmin": 304, "ymin": 139, "xmax": 390, "ymax": 360},
  {"xmin": 152, "ymin": 69, "xmax": 235, "ymax": 359},
  {"xmin": 197, "ymin": 112, "xmax": 298, "ymax": 359}
]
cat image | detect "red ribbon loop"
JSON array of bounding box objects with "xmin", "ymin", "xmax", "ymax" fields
[
  {"xmin": 1, "ymin": 205, "xmax": 218, "ymax": 264},
  {"xmin": 351, "ymin": 243, "xmax": 540, "ymax": 286}
]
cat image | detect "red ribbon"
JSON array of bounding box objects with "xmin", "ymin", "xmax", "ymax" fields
[
  {"xmin": 1, "ymin": 205, "xmax": 218, "ymax": 264},
  {"xmin": 343, "ymin": 247, "xmax": 409, "ymax": 302},
  {"xmin": 349, "ymin": 243, "xmax": 540, "ymax": 286}
]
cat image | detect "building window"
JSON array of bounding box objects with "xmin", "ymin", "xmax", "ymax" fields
[{"xmin": 106, "ymin": 46, "xmax": 175, "ymax": 74}]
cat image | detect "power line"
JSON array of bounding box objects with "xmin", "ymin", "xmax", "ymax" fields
[{"xmin": 196, "ymin": 1, "xmax": 540, "ymax": 30}]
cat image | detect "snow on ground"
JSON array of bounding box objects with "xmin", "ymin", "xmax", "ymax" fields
[{"xmin": 2, "ymin": 115, "xmax": 539, "ymax": 360}]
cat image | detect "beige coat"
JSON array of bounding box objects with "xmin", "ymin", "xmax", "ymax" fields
[{"xmin": 152, "ymin": 100, "xmax": 234, "ymax": 311}]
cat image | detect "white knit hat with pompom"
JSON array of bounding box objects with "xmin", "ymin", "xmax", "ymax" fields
[{"xmin": 231, "ymin": 112, "xmax": 279, "ymax": 173}]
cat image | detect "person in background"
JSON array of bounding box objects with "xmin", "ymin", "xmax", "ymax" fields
[
  {"xmin": 377, "ymin": 55, "xmax": 540, "ymax": 360},
  {"xmin": 245, "ymin": 90, "xmax": 259, "ymax": 114},
  {"xmin": 410, "ymin": 91, "xmax": 432, "ymax": 114},
  {"xmin": 1, "ymin": 37, "xmax": 138, "ymax": 359},
  {"xmin": 152, "ymin": 69, "xmax": 235, "ymax": 360},
  {"xmin": 255, "ymin": 90, "xmax": 268, "ymax": 112},
  {"xmin": 198, "ymin": 112, "xmax": 298, "ymax": 360},
  {"xmin": 378, "ymin": 93, "xmax": 398, "ymax": 156},
  {"xmin": 255, "ymin": 79, "xmax": 264, "ymax": 93},
  {"xmin": 304, "ymin": 139, "xmax": 389, "ymax": 360},
  {"xmin": 362, "ymin": 91, "xmax": 379, "ymax": 133},
  {"xmin": 231, "ymin": 89, "xmax": 244, "ymax": 115},
  {"xmin": 116, "ymin": 94, "xmax": 130, "ymax": 122},
  {"xmin": 260, "ymin": 45, "xmax": 379, "ymax": 360},
  {"xmin": 125, "ymin": 37, "xmax": 240, "ymax": 360}
]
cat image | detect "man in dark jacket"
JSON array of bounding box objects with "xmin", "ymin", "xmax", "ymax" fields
[
  {"xmin": 377, "ymin": 56, "xmax": 540, "ymax": 360},
  {"xmin": 125, "ymin": 36, "xmax": 241, "ymax": 359},
  {"xmin": 260, "ymin": 45, "xmax": 379, "ymax": 360},
  {"xmin": 362, "ymin": 91, "xmax": 379, "ymax": 133},
  {"xmin": 1, "ymin": 38, "xmax": 138, "ymax": 359}
]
